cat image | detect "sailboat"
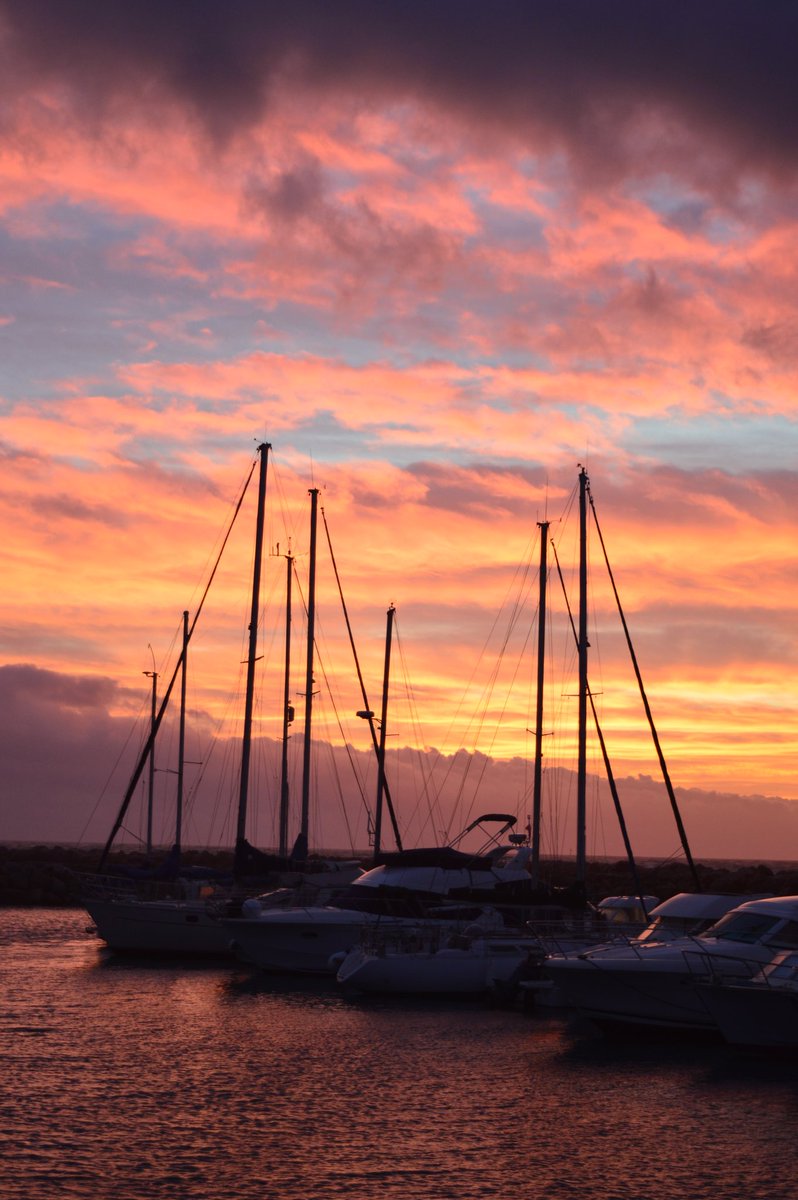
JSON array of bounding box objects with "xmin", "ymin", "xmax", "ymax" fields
[
  {"xmin": 223, "ymin": 812, "xmax": 542, "ymax": 975},
  {"xmin": 222, "ymin": 482, "xmax": 610, "ymax": 979},
  {"xmin": 333, "ymin": 467, "xmax": 704, "ymax": 997},
  {"xmin": 83, "ymin": 446, "xmax": 362, "ymax": 955}
]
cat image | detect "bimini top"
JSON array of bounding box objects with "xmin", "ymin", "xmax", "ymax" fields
[{"xmin": 371, "ymin": 847, "xmax": 497, "ymax": 872}]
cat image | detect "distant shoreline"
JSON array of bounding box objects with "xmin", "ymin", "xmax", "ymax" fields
[
  {"xmin": 1, "ymin": 843, "xmax": 797, "ymax": 908},
  {"xmin": 3, "ymin": 843, "xmax": 798, "ymax": 871}
]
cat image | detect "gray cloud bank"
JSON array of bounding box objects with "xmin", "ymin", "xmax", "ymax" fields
[
  {"xmin": 2, "ymin": 664, "xmax": 797, "ymax": 863},
  {"xmin": 2, "ymin": 1, "xmax": 798, "ymax": 186}
]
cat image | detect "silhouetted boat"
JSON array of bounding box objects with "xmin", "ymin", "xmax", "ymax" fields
[
  {"xmin": 222, "ymin": 813, "xmax": 566, "ymax": 974},
  {"xmin": 83, "ymin": 446, "xmax": 363, "ymax": 954},
  {"xmin": 543, "ymin": 893, "xmax": 791, "ymax": 1031}
]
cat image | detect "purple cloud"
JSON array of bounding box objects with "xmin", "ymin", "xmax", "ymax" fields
[{"xmin": 1, "ymin": 2, "xmax": 797, "ymax": 188}]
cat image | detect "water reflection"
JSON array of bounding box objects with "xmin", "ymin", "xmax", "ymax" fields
[{"xmin": 7, "ymin": 909, "xmax": 798, "ymax": 1200}]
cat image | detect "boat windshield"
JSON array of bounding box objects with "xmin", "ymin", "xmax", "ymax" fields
[
  {"xmin": 766, "ymin": 920, "xmax": 798, "ymax": 950},
  {"xmin": 705, "ymin": 912, "xmax": 783, "ymax": 945}
]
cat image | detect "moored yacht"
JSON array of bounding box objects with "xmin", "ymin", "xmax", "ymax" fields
[
  {"xmin": 543, "ymin": 894, "xmax": 797, "ymax": 1032},
  {"xmin": 84, "ymin": 858, "xmax": 364, "ymax": 956},
  {"xmin": 223, "ymin": 818, "xmax": 564, "ymax": 974},
  {"xmin": 695, "ymin": 947, "xmax": 798, "ymax": 1048},
  {"xmin": 335, "ymin": 911, "xmax": 539, "ymax": 995}
]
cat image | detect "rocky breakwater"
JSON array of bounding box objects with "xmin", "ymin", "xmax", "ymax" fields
[{"xmin": 0, "ymin": 845, "xmax": 237, "ymax": 906}]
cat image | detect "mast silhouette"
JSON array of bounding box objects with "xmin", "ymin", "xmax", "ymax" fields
[
  {"xmin": 234, "ymin": 442, "xmax": 270, "ymax": 864},
  {"xmin": 373, "ymin": 604, "xmax": 395, "ymax": 858},
  {"xmin": 143, "ymin": 662, "xmax": 157, "ymax": 857},
  {"xmin": 175, "ymin": 609, "xmax": 188, "ymax": 854},
  {"xmin": 530, "ymin": 521, "xmax": 549, "ymax": 885},
  {"xmin": 278, "ymin": 547, "xmax": 294, "ymax": 858},
  {"xmin": 576, "ymin": 466, "xmax": 588, "ymax": 883},
  {"xmin": 299, "ymin": 487, "xmax": 319, "ymax": 856}
]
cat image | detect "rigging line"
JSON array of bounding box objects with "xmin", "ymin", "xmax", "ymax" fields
[
  {"xmin": 447, "ymin": 553, "xmax": 540, "ymax": 828},
  {"xmin": 417, "ymin": 527, "xmax": 541, "ymax": 797},
  {"xmin": 450, "ymin": 601, "xmax": 537, "ymax": 831},
  {"xmin": 76, "ymin": 694, "xmax": 149, "ymax": 846},
  {"xmin": 319, "ymin": 724, "xmax": 359, "ymax": 855},
  {"xmin": 96, "ymin": 451, "xmax": 261, "ymax": 871},
  {"xmin": 587, "ymin": 484, "xmax": 701, "ymax": 892},
  {"xmin": 421, "ymin": 542, "xmax": 540, "ymax": 835},
  {"xmin": 312, "ymin": 645, "xmax": 372, "ymax": 820},
  {"xmin": 187, "ymin": 455, "xmax": 260, "ymax": 612},
  {"xmin": 551, "ymin": 538, "xmax": 648, "ymax": 909},
  {"xmin": 320, "ymin": 505, "xmax": 402, "ymax": 850},
  {"xmin": 390, "ymin": 616, "xmax": 447, "ymax": 843},
  {"xmin": 291, "ymin": 564, "xmax": 373, "ymax": 839},
  {"xmin": 390, "ymin": 609, "xmax": 501, "ymax": 844},
  {"xmin": 270, "ymin": 456, "xmax": 304, "ymax": 553}
]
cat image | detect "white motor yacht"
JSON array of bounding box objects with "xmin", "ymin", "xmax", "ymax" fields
[
  {"xmin": 695, "ymin": 947, "xmax": 798, "ymax": 1048},
  {"xmin": 543, "ymin": 894, "xmax": 798, "ymax": 1032},
  {"xmin": 335, "ymin": 907, "xmax": 540, "ymax": 995},
  {"xmin": 223, "ymin": 818, "xmax": 552, "ymax": 975}
]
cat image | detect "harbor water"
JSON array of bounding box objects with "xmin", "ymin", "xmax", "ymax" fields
[{"xmin": 2, "ymin": 909, "xmax": 797, "ymax": 1200}]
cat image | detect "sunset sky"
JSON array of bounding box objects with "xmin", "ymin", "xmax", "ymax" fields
[{"xmin": 1, "ymin": 2, "xmax": 797, "ymax": 861}]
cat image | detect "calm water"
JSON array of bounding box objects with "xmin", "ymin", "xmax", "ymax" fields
[{"xmin": 2, "ymin": 910, "xmax": 797, "ymax": 1200}]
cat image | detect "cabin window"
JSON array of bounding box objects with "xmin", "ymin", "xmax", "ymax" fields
[
  {"xmin": 765, "ymin": 919, "xmax": 798, "ymax": 950},
  {"xmin": 707, "ymin": 912, "xmax": 780, "ymax": 944}
]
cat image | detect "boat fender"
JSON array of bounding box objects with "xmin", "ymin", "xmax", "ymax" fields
[{"xmin": 328, "ymin": 951, "xmax": 347, "ymax": 971}]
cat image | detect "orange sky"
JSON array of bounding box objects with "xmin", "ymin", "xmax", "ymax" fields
[{"xmin": 0, "ymin": 4, "xmax": 796, "ymax": 858}]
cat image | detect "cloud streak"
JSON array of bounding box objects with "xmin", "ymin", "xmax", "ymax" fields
[
  {"xmin": 0, "ymin": 2, "xmax": 796, "ymax": 856},
  {"xmin": 4, "ymin": 1, "xmax": 798, "ymax": 190}
]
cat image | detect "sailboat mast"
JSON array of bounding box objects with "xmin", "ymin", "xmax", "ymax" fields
[
  {"xmin": 278, "ymin": 550, "xmax": 293, "ymax": 858},
  {"xmin": 373, "ymin": 604, "xmax": 395, "ymax": 858},
  {"xmin": 300, "ymin": 487, "xmax": 319, "ymax": 849},
  {"xmin": 175, "ymin": 609, "xmax": 188, "ymax": 852},
  {"xmin": 235, "ymin": 442, "xmax": 270, "ymax": 849},
  {"xmin": 143, "ymin": 664, "xmax": 157, "ymax": 857},
  {"xmin": 531, "ymin": 522, "xmax": 549, "ymax": 885},
  {"xmin": 577, "ymin": 466, "xmax": 588, "ymax": 883}
]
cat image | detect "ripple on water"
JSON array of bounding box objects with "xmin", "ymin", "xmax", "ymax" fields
[{"xmin": 2, "ymin": 910, "xmax": 798, "ymax": 1200}]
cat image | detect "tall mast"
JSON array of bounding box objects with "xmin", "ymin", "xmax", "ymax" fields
[
  {"xmin": 300, "ymin": 487, "xmax": 319, "ymax": 850},
  {"xmin": 531, "ymin": 522, "xmax": 549, "ymax": 885},
  {"xmin": 143, "ymin": 661, "xmax": 157, "ymax": 857},
  {"xmin": 175, "ymin": 609, "xmax": 188, "ymax": 852},
  {"xmin": 278, "ymin": 548, "xmax": 294, "ymax": 858},
  {"xmin": 235, "ymin": 442, "xmax": 270, "ymax": 850},
  {"xmin": 576, "ymin": 466, "xmax": 588, "ymax": 883},
  {"xmin": 373, "ymin": 604, "xmax": 395, "ymax": 859}
]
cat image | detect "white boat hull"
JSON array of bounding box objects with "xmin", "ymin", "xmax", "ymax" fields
[
  {"xmin": 224, "ymin": 908, "xmax": 393, "ymax": 974},
  {"xmin": 337, "ymin": 936, "xmax": 540, "ymax": 994},
  {"xmin": 544, "ymin": 955, "xmax": 722, "ymax": 1029},
  {"xmin": 86, "ymin": 898, "xmax": 233, "ymax": 956},
  {"xmin": 696, "ymin": 981, "xmax": 798, "ymax": 1048}
]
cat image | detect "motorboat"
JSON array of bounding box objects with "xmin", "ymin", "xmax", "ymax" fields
[
  {"xmin": 543, "ymin": 894, "xmax": 796, "ymax": 1032},
  {"xmin": 223, "ymin": 815, "xmax": 567, "ymax": 975},
  {"xmin": 335, "ymin": 909, "xmax": 540, "ymax": 995},
  {"xmin": 695, "ymin": 948, "xmax": 798, "ymax": 1049},
  {"xmin": 630, "ymin": 891, "xmax": 759, "ymax": 944},
  {"xmin": 335, "ymin": 894, "xmax": 668, "ymax": 998}
]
